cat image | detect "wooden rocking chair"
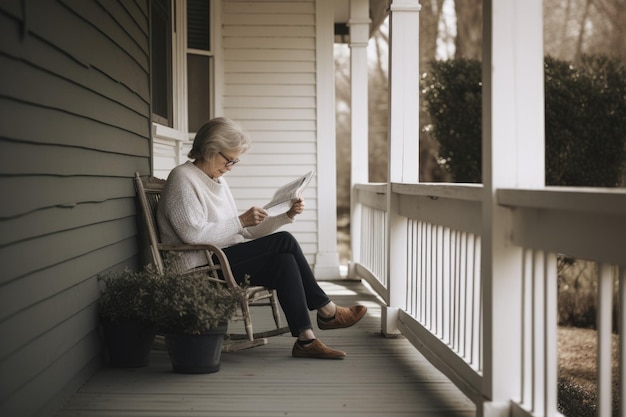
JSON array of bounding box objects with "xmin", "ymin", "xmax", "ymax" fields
[{"xmin": 133, "ymin": 172, "xmax": 290, "ymax": 352}]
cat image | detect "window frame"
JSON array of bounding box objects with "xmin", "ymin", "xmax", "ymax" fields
[
  {"xmin": 150, "ymin": 0, "xmax": 174, "ymax": 127},
  {"xmin": 186, "ymin": 0, "xmax": 215, "ymax": 133},
  {"xmin": 150, "ymin": 0, "xmax": 221, "ymax": 144}
]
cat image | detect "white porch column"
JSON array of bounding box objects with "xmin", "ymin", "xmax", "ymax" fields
[
  {"xmin": 382, "ymin": 0, "xmax": 420, "ymax": 335},
  {"xmin": 348, "ymin": 0, "xmax": 370, "ymax": 278},
  {"xmin": 314, "ymin": 0, "xmax": 341, "ymax": 278},
  {"xmin": 481, "ymin": 1, "xmax": 545, "ymax": 415}
]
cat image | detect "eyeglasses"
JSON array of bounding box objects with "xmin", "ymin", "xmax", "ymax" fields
[{"xmin": 218, "ymin": 152, "xmax": 240, "ymax": 167}]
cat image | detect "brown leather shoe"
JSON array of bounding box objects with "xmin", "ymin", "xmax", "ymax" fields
[
  {"xmin": 317, "ymin": 305, "xmax": 367, "ymax": 330},
  {"xmin": 292, "ymin": 339, "xmax": 346, "ymax": 359}
]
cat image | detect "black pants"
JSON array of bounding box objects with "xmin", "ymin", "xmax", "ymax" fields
[{"xmin": 222, "ymin": 231, "xmax": 331, "ymax": 336}]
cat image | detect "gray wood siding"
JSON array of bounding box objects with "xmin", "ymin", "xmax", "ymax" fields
[
  {"xmin": 0, "ymin": 1, "xmax": 150, "ymax": 416},
  {"xmin": 222, "ymin": 0, "xmax": 318, "ymax": 263}
]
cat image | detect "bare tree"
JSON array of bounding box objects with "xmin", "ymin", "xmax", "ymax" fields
[
  {"xmin": 545, "ymin": 0, "xmax": 626, "ymax": 63},
  {"xmin": 454, "ymin": 0, "xmax": 482, "ymax": 60},
  {"xmin": 575, "ymin": 0, "xmax": 593, "ymax": 60},
  {"xmin": 368, "ymin": 26, "xmax": 390, "ymax": 183},
  {"xmin": 588, "ymin": 0, "xmax": 626, "ymax": 62}
]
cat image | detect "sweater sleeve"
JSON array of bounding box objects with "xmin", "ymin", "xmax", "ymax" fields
[
  {"xmin": 242, "ymin": 212, "xmax": 294, "ymax": 239},
  {"xmin": 158, "ymin": 164, "xmax": 245, "ymax": 248}
]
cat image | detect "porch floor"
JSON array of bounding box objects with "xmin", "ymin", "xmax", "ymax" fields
[{"xmin": 55, "ymin": 280, "xmax": 476, "ymax": 417}]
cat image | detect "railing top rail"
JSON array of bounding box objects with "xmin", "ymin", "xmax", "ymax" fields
[
  {"xmin": 498, "ymin": 187, "xmax": 626, "ymax": 216},
  {"xmin": 354, "ymin": 182, "xmax": 483, "ymax": 201},
  {"xmin": 354, "ymin": 182, "xmax": 387, "ymax": 192},
  {"xmin": 392, "ymin": 182, "xmax": 483, "ymax": 202}
]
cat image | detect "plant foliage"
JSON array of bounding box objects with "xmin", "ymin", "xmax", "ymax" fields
[
  {"xmin": 421, "ymin": 58, "xmax": 483, "ymax": 183},
  {"xmin": 98, "ymin": 267, "xmax": 157, "ymax": 323},
  {"xmin": 422, "ymin": 55, "xmax": 626, "ymax": 186},
  {"xmin": 151, "ymin": 260, "xmax": 238, "ymax": 335},
  {"xmin": 545, "ymin": 55, "xmax": 626, "ymax": 186}
]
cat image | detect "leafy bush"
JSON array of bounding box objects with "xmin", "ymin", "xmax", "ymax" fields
[
  {"xmin": 422, "ymin": 55, "xmax": 626, "ymax": 186},
  {"xmin": 545, "ymin": 55, "xmax": 626, "ymax": 186},
  {"xmin": 421, "ymin": 59, "xmax": 482, "ymax": 183},
  {"xmin": 151, "ymin": 260, "xmax": 238, "ymax": 335},
  {"xmin": 99, "ymin": 259, "xmax": 239, "ymax": 335},
  {"xmin": 558, "ymin": 376, "xmax": 597, "ymax": 417},
  {"xmin": 98, "ymin": 267, "xmax": 158, "ymax": 323}
]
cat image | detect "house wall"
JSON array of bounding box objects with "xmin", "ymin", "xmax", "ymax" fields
[
  {"xmin": 220, "ymin": 0, "xmax": 324, "ymax": 265},
  {"xmin": 0, "ymin": 1, "xmax": 151, "ymax": 416}
]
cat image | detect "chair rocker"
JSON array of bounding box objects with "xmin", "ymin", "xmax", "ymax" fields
[{"xmin": 134, "ymin": 172, "xmax": 290, "ymax": 352}]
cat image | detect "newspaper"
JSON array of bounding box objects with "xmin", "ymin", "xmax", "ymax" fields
[{"xmin": 263, "ymin": 170, "xmax": 316, "ymax": 216}]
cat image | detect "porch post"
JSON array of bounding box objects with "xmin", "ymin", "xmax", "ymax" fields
[
  {"xmin": 481, "ymin": 0, "xmax": 545, "ymax": 415},
  {"xmin": 314, "ymin": 0, "xmax": 341, "ymax": 279},
  {"xmin": 382, "ymin": 0, "xmax": 420, "ymax": 335},
  {"xmin": 348, "ymin": 0, "xmax": 371, "ymax": 278}
]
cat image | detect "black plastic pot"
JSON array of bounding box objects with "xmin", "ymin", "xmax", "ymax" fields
[
  {"xmin": 101, "ymin": 319, "xmax": 156, "ymax": 368},
  {"xmin": 165, "ymin": 324, "xmax": 228, "ymax": 374}
]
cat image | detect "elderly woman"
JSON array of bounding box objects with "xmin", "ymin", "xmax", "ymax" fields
[{"xmin": 157, "ymin": 117, "xmax": 366, "ymax": 359}]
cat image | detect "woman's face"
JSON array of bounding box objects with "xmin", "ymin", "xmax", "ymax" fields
[{"xmin": 203, "ymin": 150, "xmax": 240, "ymax": 179}]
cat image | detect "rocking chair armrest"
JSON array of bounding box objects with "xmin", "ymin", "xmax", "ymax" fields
[
  {"xmin": 157, "ymin": 243, "xmax": 240, "ymax": 290},
  {"xmin": 158, "ymin": 243, "xmax": 222, "ymax": 252},
  {"xmin": 179, "ymin": 269, "xmax": 225, "ymax": 286}
]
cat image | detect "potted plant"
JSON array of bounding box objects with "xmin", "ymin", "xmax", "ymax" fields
[
  {"xmin": 98, "ymin": 267, "xmax": 158, "ymax": 368},
  {"xmin": 152, "ymin": 262, "xmax": 239, "ymax": 374}
]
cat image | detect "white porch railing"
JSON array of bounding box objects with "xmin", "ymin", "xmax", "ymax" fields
[
  {"xmin": 353, "ymin": 183, "xmax": 388, "ymax": 301},
  {"xmin": 352, "ymin": 182, "xmax": 626, "ymax": 417}
]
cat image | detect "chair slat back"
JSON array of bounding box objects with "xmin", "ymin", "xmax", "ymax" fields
[{"xmin": 134, "ymin": 172, "xmax": 167, "ymax": 274}]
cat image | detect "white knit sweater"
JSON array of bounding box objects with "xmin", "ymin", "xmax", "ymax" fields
[{"xmin": 156, "ymin": 161, "xmax": 294, "ymax": 272}]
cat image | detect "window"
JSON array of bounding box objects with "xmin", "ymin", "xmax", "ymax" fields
[
  {"xmin": 151, "ymin": 0, "xmax": 173, "ymax": 127},
  {"xmin": 187, "ymin": 0, "xmax": 212, "ymax": 132},
  {"xmin": 149, "ymin": 0, "xmax": 214, "ymax": 137}
]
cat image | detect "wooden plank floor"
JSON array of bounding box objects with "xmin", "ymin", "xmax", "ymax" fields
[{"xmin": 56, "ymin": 280, "xmax": 476, "ymax": 417}]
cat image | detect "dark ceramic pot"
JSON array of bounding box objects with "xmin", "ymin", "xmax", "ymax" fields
[
  {"xmin": 101, "ymin": 319, "xmax": 156, "ymax": 368},
  {"xmin": 165, "ymin": 324, "xmax": 228, "ymax": 374}
]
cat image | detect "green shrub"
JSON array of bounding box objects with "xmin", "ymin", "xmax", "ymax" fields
[
  {"xmin": 421, "ymin": 59, "xmax": 482, "ymax": 183},
  {"xmin": 150, "ymin": 260, "xmax": 238, "ymax": 335},
  {"xmin": 98, "ymin": 267, "xmax": 158, "ymax": 323},
  {"xmin": 558, "ymin": 376, "xmax": 597, "ymax": 417},
  {"xmin": 545, "ymin": 55, "xmax": 626, "ymax": 186},
  {"xmin": 421, "ymin": 55, "xmax": 626, "ymax": 186}
]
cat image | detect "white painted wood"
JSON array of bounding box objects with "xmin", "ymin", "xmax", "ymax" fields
[
  {"xmin": 173, "ymin": 0, "xmax": 188, "ymax": 135},
  {"xmin": 398, "ymin": 309, "xmax": 484, "ymax": 406},
  {"xmin": 383, "ymin": 0, "xmax": 421, "ymax": 336},
  {"xmin": 224, "ymin": 36, "xmax": 315, "ymax": 50},
  {"xmin": 393, "ymin": 182, "xmax": 483, "ymax": 201},
  {"xmin": 152, "ymin": 137, "xmax": 184, "ymax": 180},
  {"xmin": 397, "ymin": 193, "xmax": 482, "ymax": 235},
  {"xmin": 597, "ymin": 264, "xmax": 614, "ymax": 417},
  {"xmin": 222, "ymin": 0, "xmax": 322, "ymax": 267},
  {"xmin": 313, "ymin": 0, "xmax": 340, "ymax": 278},
  {"xmin": 223, "ymin": 25, "xmax": 315, "ymax": 38},
  {"xmin": 481, "ymin": 0, "xmax": 544, "ymax": 412},
  {"xmin": 152, "ymin": 0, "xmax": 190, "ymax": 177},
  {"xmin": 387, "ymin": 0, "xmax": 420, "ymax": 184},
  {"xmin": 348, "ymin": 0, "xmax": 370, "ymax": 277},
  {"xmin": 223, "ymin": 1, "xmax": 314, "ymax": 15},
  {"xmin": 213, "ymin": 0, "xmax": 224, "ymax": 116},
  {"xmin": 531, "ymin": 251, "xmax": 545, "ymax": 414},
  {"xmin": 521, "ymin": 249, "xmax": 533, "ymax": 408},
  {"xmin": 505, "ymin": 202, "xmax": 626, "ymax": 265},
  {"xmin": 543, "ymin": 252, "xmax": 558, "ymax": 417},
  {"xmin": 225, "ymin": 60, "xmax": 316, "ymax": 73},
  {"xmin": 223, "ymin": 13, "xmax": 315, "ymax": 27}
]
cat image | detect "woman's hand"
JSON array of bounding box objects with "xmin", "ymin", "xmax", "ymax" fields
[
  {"xmin": 239, "ymin": 207, "xmax": 268, "ymax": 227},
  {"xmin": 287, "ymin": 199, "xmax": 304, "ymax": 219}
]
